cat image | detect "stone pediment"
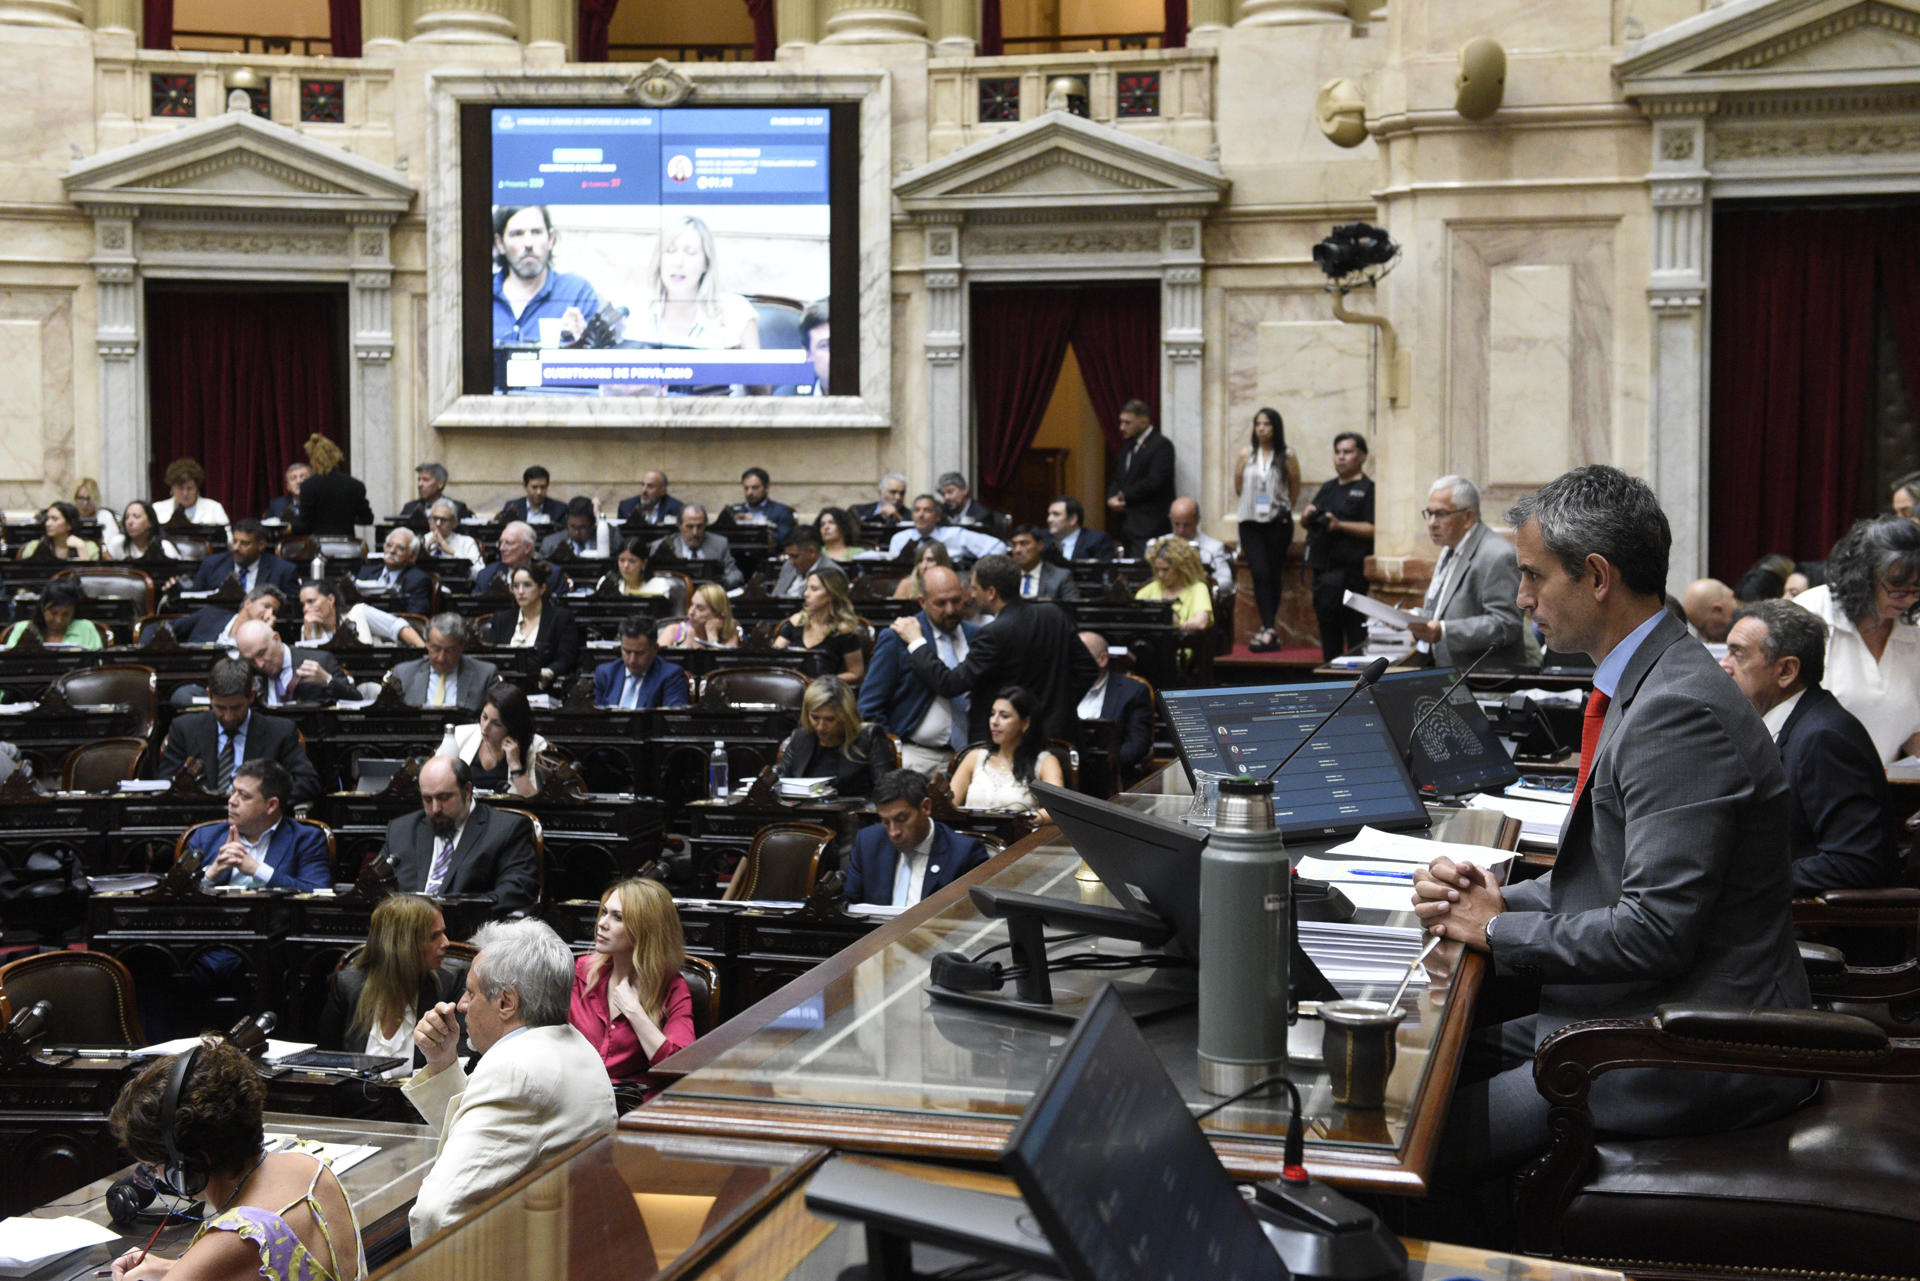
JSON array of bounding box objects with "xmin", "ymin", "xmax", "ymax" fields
[
  {"xmin": 1618, "ymin": 0, "xmax": 1920, "ymax": 97},
  {"xmin": 895, "ymin": 111, "xmax": 1227, "ymax": 217},
  {"xmin": 64, "ymin": 107, "xmax": 413, "ymax": 217}
]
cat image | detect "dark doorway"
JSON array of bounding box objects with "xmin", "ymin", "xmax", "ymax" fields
[
  {"xmin": 1707, "ymin": 201, "xmax": 1920, "ymax": 578},
  {"xmin": 970, "ymin": 282, "xmax": 1160, "ymax": 528},
  {"xmin": 146, "ymin": 283, "xmax": 350, "ymax": 522}
]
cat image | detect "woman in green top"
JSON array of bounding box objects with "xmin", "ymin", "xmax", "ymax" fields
[
  {"xmin": 18, "ymin": 501, "xmax": 100, "ymax": 562},
  {"xmin": 815, "ymin": 507, "xmax": 868, "ymax": 563},
  {"xmin": 6, "ymin": 579, "xmax": 104, "ymax": 649},
  {"xmin": 1135, "ymin": 536, "xmax": 1214, "ymax": 633}
]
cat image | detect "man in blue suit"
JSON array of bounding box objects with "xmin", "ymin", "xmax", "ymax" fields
[
  {"xmin": 185, "ymin": 759, "xmax": 331, "ymax": 890},
  {"xmin": 859, "ymin": 565, "xmax": 979, "ymax": 776},
  {"xmin": 189, "ymin": 520, "xmax": 302, "ymax": 595},
  {"xmin": 844, "ymin": 769, "xmax": 991, "ymax": 907},
  {"xmin": 591, "ymin": 613, "xmax": 690, "ymax": 709},
  {"xmin": 726, "ymin": 467, "xmax": 797, "ymax": 545}
]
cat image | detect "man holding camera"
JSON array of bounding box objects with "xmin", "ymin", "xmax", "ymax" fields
[{"xmin": 1299, "ymin": 432, "xmax": 1376, "ymax": 661}]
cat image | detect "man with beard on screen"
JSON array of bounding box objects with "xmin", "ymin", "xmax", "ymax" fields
[{"xmin": 492, "ymin": 205, "xmax": 602, "ymax": 348}]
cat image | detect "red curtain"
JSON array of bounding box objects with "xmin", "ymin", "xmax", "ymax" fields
[
  {"xmin": 980, "ymin": 0, "xmax": 1002, "ymax": 55},
  {"xmin": 1068, "ymin": 283, "xmax": 1161, "ymax": 452},
  {"xmin": 1162, "ymin": 0, "xmax": 1187, "ymax": 48},
  {"xmin": 744, "ymin": 0, "xmax": 774, "ymax": 59},
  {"xmin": 971, "ymin": 288, "xmax": 1081, "ymax": 493},
  {"xmin": 578, "ymin": 0, "xmax": 619, "ymax": 61},
  {"xmin": 328, "ymin": 0, "xmax": 362, "ymax": 58},
  {"xmin": 1709, "ymin": 207, "xmax": 1879, "ymax": 577},
  {"xmin": 146, "ymin": 290, "xmax": 346, "ymax": 521},
  {"xmin": 1879, "ymin": 206, "xmax": 1920, "ymax": 443},
  {"xmin": 143, "ymin": 0, "xmax": 172, "ymax": 48}
]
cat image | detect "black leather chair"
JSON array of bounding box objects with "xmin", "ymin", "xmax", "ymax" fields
[
  {"xmin": 722, "ymin": 822, "xmax": 831, "ymax": 901},
  {"xmin": 679, "ymin": 954, "xmax": 720, "ymax": 1037},
  {"xmin": 0, "ymin": 951, "xmax": 145, "ymax": 1046},
  {"xmin": 699, "ymin": 666, "xmax": 810, "ymax": 714}
]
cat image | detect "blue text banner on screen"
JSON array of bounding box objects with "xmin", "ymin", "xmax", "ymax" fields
[
  {"xmin": 491, "ymin": 108, "xmax": 830, "ymax": 206},
  {"xmin": 504, "ymin": 349, "xmax": 812, "ymax": 389}
]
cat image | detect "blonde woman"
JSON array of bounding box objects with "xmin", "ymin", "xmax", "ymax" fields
[
  {"xmin": 776, "ymin": 675, "xmax": 894, "ymax": 799},
  {"xmin": 317, "ymin": 894, "xmax": 463, "ymax": 1075},
  {"xmin": 893, "ymin": 539, "xmax": 955, "ymax": 601},
  {"xmin": 773, "ymin": 567, "xmax": 867, "ymax": 683},
  {"xmin": 292, "ymin": 433, "xmax": 373, "ymax": 537},
  {"xmin": 569, "ymin": 877, "xmax": 694, "ymax": 1081},
  {"xmin": 659, "ymin": 582, "xmax": 742, "ymax": 648},
  {"xmin": 633, "ymin": 215, "xmax": 761, "ymax": 353},
  {"xmin": 1136, "ymin": 536, "xmax": 1214, "ymax": 633},
  {"xmin": 73, "ymin": 477, "xmax": 121, "ymax": 557}
]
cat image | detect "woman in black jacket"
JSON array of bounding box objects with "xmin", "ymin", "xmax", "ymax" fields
[
  {"xmin": 291, "ymin": 433, "xmax": 374, "ymax": 537},
  {"xmin": 488, "ymin": 561, "xmax": 584, "ymax": 687},
  {"xmin": 316, "ymin": 894, "xmax": 467, "ymax": 1073},
  {"xmin": 776, "ymin": 675, "xmax": 896, "ymax": 800}
]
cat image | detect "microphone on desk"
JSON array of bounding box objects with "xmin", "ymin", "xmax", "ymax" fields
[
  {"xmin": 1398, "ymin": 648, "xmax": 1493, "ymax": 783},
  {"xmin": 1260, "ymin": 657, "xmax": 1390, "ymax": 784},
  {"xmin": 224, "ymin": 1011, "xmax": 277, "ymax": 1057},
  {"xmin": 0, "ymin": 999, "xmax": 50, "ymax": 1067}
]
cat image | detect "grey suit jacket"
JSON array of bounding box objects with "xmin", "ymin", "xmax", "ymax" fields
[
  {"xmin": 1429, "ymin": 521, "xmax": 1531, "ymax": 670},
  {"xmin": 1018, "ymin": 562, "xmax": 1079, "ymax": 602},
  {"xmin": 1494, "ymin": 610, "xmax": 1812, "ymax": 1134},
  {"xmin": 650, "ymin": 532, "xmax": 745, "ymax": 590},
  {"xmin": 391, "ymin": 654, "xmax": 499, "ymax": 714}
]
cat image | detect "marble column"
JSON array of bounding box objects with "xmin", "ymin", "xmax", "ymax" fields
[
  {"xmin": 777, "ymin": 0, "xmax": 817, "ymax": 50},
  {"xmin": 1644, "ymin": 110, "xmax": 1711, "ymax": 589},
  {"xmin": 91, "ymin": 0, "xmax": 137, "ymax": 35},
  {"xmin": 930, "ymin": 0, "xmax": 975, "ymax": 56},
  {"xmin": 1188, "ymin": 0, "xmax": 1231, "ymax": 37},
  {"xmin": 922, "ymin": 221, "xmax": 969, "ymax": 485},
  {"xmin": 88, "ymin": 212, "xmax": 145, "ymax": 516},
  {"xmin": 524, "ymin": 0, "xmax": 571, "ymax": 63},
  {"xmin": 0, "ymin": 0, "xmax": 83, "ymax": 26},
  {"xmin": 348, "ymin": 216, "xmax": 400, "ymax": 521},
  {"xmin": 412, "ymin": 0, "xmax": 517, "ymax": 44},
  {"xmin": 819, "ymin": 0, "xmax": 929, "ymax": 44},
  {"xmin": 1161, "ymin": 216, "xmax": 1206, "ymax": 507},
  {"xmin": 1235, "ymin": 0, "xmax": 1346, "ymax": 25}
]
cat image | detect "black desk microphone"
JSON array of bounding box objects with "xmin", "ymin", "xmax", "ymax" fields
[{"xmin": 1261, "ymin": 656, "xmax": 1390, "ymax": 783}]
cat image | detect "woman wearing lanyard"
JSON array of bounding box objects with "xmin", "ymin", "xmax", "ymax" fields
[{"xmin": 1234, "ymin": 406, "xmax": 1301, "ymax": 653}]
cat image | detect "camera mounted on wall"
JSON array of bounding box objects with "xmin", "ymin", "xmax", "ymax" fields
[{"xmin": 1311, "ymin": 223, "xmax": 1401, "ymax": 294}]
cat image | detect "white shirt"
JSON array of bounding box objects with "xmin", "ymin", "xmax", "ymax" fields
[
  {"xmin": 1761, "ymin": 688, "xmax": 1806, "ymax": 741},
  {"xmin": 366, "ymin": 1007, "xmax": 416, "ymax": 1078},
  {"xmin": 1186, "ymin": 533, "xmax": 1234, "ymax": 591},
  {"xmin": 907, "ymin": 625, "xmax": 970, "ymax": 749},
  {"xmin": 426, "ymin": 530, "xmax": 486, "ymax": 571},
  {"xmin": 1056, "ymin": 528, "xmax": 1080, "ymax": 559},
  {"xmin": 1077, "ymin": 673, "xmax": 1109, "ymax": 720},
  {"xmin": 891, "ymin": 824, "xmax": 939, "ymax": 907},
  {"xmin": 263, "ymin": 649, "xmax": 298, "ymax": 706},
  {"xmin": 152, "ymin": 496, "xmax": 232, "ymax": 530},
  {"xmin": 887, "ymin": 525, "xmax": 1008, "ymax": 560},
  {"xmin": 207, "ymin": 819, "xmax": 279, "ymax": 889},
  {"xmin": 1794, "ymin": 585, "xmax": 1920, "ymax": 763}
]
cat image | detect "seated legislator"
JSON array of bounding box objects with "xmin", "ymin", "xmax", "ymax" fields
[
  {"xmin": 151, "ymin": 455, "xmax": 231, "ymax": 531},
  {"xmin": 264, "ymin": 459, "xmax": 309, "ymax": 522},
  {"xmin": 595, "ymin": 537, "xmax": 677, "ymax": 604},
  {"xmin": 391, "ymin": 615, "xmax": 499, "ymax": 714},
  {"xmin": 184, "ymin": 759, "xmax": 331, "ymax": 890},
  {"xmin": 317, "ymin": 893, "xmax": 466, "ymax": 1076},
  {"xmin": 949, "ymin": 685, "xmax": 1065, "ymax": 820},
  {"xmin": 1043, "ymin": 496, "xmax": 1117, "ymax": 563},
  {"xmin": 772, "ymin": 527, "xmax": 825, "ymax": 597},
  {"xmin": 1720, "ymin": 599, "xmax": 1899, "ymax": 893},
  {"xmin": 936, "ymin": 471, "xmax": 1007, "ymax": 536},
  {"xmin": 487, "ymin": 563, "xmax": 584, "ymax": 687},
  {"xmin": 421, "ymin": 499, "xmax": 484, "ymax": 572},
  {"xmin": 860, "ymin": 565, "xmax": 978, "ymax": 777},
  {"xmin": 1168, "ymin": 498, "xmax": 1235, "ymax": 592},
  {"xmin": 850, "ymin": 474, "xmax": 910, "ymax": 531},
  {"xmin": 1076, "ymin": 631, "xmax": 1154, "ymax": 781},
  {"xmin": 17, "ymin": 501, "xmax": 99, "ymax": 561},
  {"xmin": 189, "ymin": 519, "xmax": 302, "ymax": 596},
  {"xmin": 403, "ymin": 918, "xmax": 614, "ymax": 1242},
  {"xmin": 777, "ymin": 676, "xmax": 895, "ymax": 801},
  {"xmin": 539, "ymin": 496, "xmax": 613, "ymax": 561},
  {"xmin": 616, "ymin": 470, "xmax": 683, "ymax": 526},
  {"xmin": 4, "ymin": 579, "xmax": 103, "ymax": 650},
  {"xmin": 772, "ymin": 567, "xmax": 867, "ymax": 685},
  {"xmin": 890, "ymin": 539, "xmax": 954, "ymax": 602},
  {"xmin": 491, "ymin": 206, "xmax": 600, "ymax": 349},
  {"xmin": 592, "ymin": 613, "xmax": 690, "ymax": 709},
  {"xmin": 107, "ymin": 1039, "xmax": 365, "ymax": 1281},
  {"xmin": 650, "ymin": 504, "xmax": 745, "ymax": 591},
  {"xmin": 815, "ymin": 506, "xmax": 869, "ymax": 565},
  {"xmin": 885, "ymin": 494, "xmax": 1007, "ymax": 563},
  {"xmin": 1134, "ymin": 536, "xmax": 1214, "ymax": 633},
  {"xmin": 1682, "ymin": 576, "xmax": 1738, "ymax": 644},
  {"xmin": 496, "ymin": 465, "xmax": 567, "ymax": 527},
  {"xmin": 298, "ymin": 578, "xmax": 423, "ymax": 649},
  {"xmin": 354, "ymin": 527, "xmax": 435, "ymax": 616},
  {"xmin": 474, "ymin": 522, "xmax": 568, "ymax": 597},
  {"xmin": 399, "ymin": 462, "xmax": 471, "ymax": 524},
  {"xmin": 381, "ymin": 755, "xmax": 539, "ymax": 916},
  {"xmin": 72, "ymin": 477, "xmax": 120, "ymax": 553},
  {"xmin": 728, "ymin": 467, "xmax": 796, "ymax": 543},
  {"xmin": 1412, "ymin": 466, "xmax": 1813, "ymax": 1206},
  {"xmin": 658, "ymin": 583, "xmax": 741, "ymax": 649},
  {"xmin": 289, "ymin": 433, "xmax": 373, "ymax": 537},
  {"xmin": 157, "ymin": 656, "xmax": 323, "ymax": 807},
  {"xmin": 452, "ymin": 683, "xmax": 551, "ymax": 799},
  {"xmin": 1007, "ymin": 524, "xmax": 1078, "ymax": 601},
  {"xmin": 569, "ymin": 877, "xmax": 694, "ymax": 1083},
  {"xmin": 1404, "ymin": 475, "xmax": 1531, "ymax": 669},
  {"xmin": 1791, "ymin": 516, "xmax": 1920, "ymax": 763},
  {"xmin": 112, "ymin": 499, "xmax": 181, "ymax": 562},
  {"xmin": 163, "ymin": 586, "xmax": 285, "ymax": 650},
  {"xmin": 234, "ymin": 619, "xmax": 356, "ymax": 707},
  {"xmin": 844, "ymin": 768, "xmax": 990, "ymax": 907}
]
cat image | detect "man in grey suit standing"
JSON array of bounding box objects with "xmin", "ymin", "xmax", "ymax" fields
[
  {"xmin": 1413, "ymin": 465, "xmax": 1811, "ymax": 1193},
  {"xmin": 1406, "ymin": 475, "xmax": 1531, "ymax": 670}
]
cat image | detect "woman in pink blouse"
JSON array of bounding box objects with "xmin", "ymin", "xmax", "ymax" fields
[{"xmin": 569, "ymin": 876, "xmax": 695, "ymax": 1081}]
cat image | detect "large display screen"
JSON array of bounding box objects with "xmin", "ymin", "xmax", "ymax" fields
[{"xmin": 463, "ymin": 103, "xmax": 857, "ymax": 399}]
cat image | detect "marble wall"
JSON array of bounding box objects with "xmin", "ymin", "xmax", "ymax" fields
[{"xmin": 0, "ymin": 288, "xmax": 75, "ymax": 510}]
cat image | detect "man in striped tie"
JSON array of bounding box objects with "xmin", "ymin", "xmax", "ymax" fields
[
  {"xmin": 1408, "ymin": 465, "xmax": 1812, "ymax": 1223},
  {"xmin": 381, "ymin": 755, "xmax": 539, "ymax": 917}
]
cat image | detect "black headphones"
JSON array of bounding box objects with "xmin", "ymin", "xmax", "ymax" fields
[{"xmin": 107, "ymin": 1042, "xmax": 209, "ymax": 1228}]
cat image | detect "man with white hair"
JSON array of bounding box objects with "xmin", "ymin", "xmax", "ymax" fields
[
  {"xmin": 474, "ymin": 520, "xmax": 566, "ymax": 596},
  {"xmin": 422, "ymin": 499, "xmax": 485, "ymax": 571},
  {"xmin": 355, "ymin": 526, "xmax": 434, "ymax": 614},
  {"xmin": 405, "ymin": 917, "xmax": 614, "ymax": 1241},
  {"xmin": 852, "ymin": 474, "xmax": 910, "ymax": 529},
  {"xmin": 1405, "ymin": 474, "xmax": 1530, "ymax": 670}
]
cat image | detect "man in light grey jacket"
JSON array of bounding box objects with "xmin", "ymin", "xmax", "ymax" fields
[{"xmin": 1406, "ymin": 475, "xmax": 1531, "ymax": 670}]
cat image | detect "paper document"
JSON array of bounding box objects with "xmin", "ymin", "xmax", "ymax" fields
[
  {"xmin": 1464, "ymin": 793, "xmax": 1569, "ymax": 845},
  {"xmin": 0, "ymin": 1216, "xmax": 118, "ymax": 1275},
  {"xmin": 1887, "ymin": 757, "xmax": 1920, "ymax": 780},
  {"xmin": 776, "ymin": 776, "xmax": 837, "ymax": 799},
  {"xmin": 1341, "ymin": 591, "xmax": 1421, "ymax": 630},
  {"xmin": 1504, "ymin": 780, "xmax": 1576, "ymax": 805},
  {"xmin": 1324, "ymin": 825, "xmax": 1513, "ymax": 875},
  {"xmin": 261, "ymin": 1134, "xmax": 378, "ymax": 1175},
  {"xmin": 134, "ymin": 1037, "xmax": 319, "ymax": 1064}
]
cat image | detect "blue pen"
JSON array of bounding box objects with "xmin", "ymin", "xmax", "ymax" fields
[{"xmin": 1348, "ymin": 868, "xmax": 1414, "ymax": 880}]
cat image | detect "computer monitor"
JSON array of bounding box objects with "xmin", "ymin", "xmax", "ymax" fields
[
  {"xmin": 1032, "ymin": 779, "xmax": 1205, "ymax": 958},
  {"xmin": 1160, "ymin": 682, "xmax": 1431, "ymax": 839},
  {"xmin": 1002, "ymin": 985, "xmax": 1286, "ymax": 1281},
  {"xmin": 1370, "ymin": 668, "xmax": 1520, "ymax": 799}
]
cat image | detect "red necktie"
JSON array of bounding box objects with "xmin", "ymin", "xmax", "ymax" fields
[{"xmin": 1575, "ymin": 688, "xmax": 1612, "ymax": 799}]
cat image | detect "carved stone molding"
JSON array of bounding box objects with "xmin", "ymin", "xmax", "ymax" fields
[
  {"xmin": 97, "ymin": 343, "xmax": 138, "ymax": 358},
  {"xmin": 1658, "ymin": 128, "xmax": 1696, "ymax": 161},
  {"xmin": 1650, "ymin": 181, "xmax": 1705, "ymax": 205},
  {"xmin": 1713, "ymin": 122, "xmax": 1920, "ymax": 159},
  {"xmin": 1701, "ymin": 2, "xmax": 1920, "ymax": 71},
  {"xmin": 1649, "ymin": 290, "xmax": 1705, "ymax": 311},
  {"xmin": 1165, "ymin": 265, "xmax": 1202, "ymax": 285},
  {"xmin": 1166, "ymin": 343, "xmax": 1205, "ymax": 361},
  {"xmin": 926, "ymin": 229, "xmax": 955, "ymax": 257},
  {"xmin": 93, "ymin": 264, "xmax": 134, "ymax": 284},
  {"xmin": 966, "ymin": 226, "xmax": 1160, "ymax": 256},
  {"xmin": 140, "ymin": 228, "xmax": 349, "ymax": 257},
  {"xmin": 623, "ymin": 59, "xmax": 693, "ymax": 108},
  {"xmin": 926, "ymin": 346, "xmax": 963, "ymax": 364},
  {"xmin": 98, "ymin": 225, "xmax": 128, "ymax": 250},
  {"xmin": 924, "ymin": 271, "xmax": 960, "ymax": 290}
]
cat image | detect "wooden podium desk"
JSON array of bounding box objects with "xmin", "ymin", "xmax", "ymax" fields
[{"xmin": 628, "ymin": 767, "xmax": 1516, "ymax": 1196}]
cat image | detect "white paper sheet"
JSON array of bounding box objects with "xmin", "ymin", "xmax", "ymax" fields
[
  {"xmin": 0, "ymin": 1217, "xmax": 118, "ymax": 1273},
  {"xmin": 1341, "ymin": 590, "xmax": 1420, "ymax": 630}
]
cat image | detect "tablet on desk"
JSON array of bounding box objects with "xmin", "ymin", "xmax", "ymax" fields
[{"xmin": 278, "ymin": 1049, "xmax": 408, "ymax": 1076}]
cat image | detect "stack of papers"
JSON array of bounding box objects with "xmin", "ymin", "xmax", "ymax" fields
[
  {"xmin": 134, "ymin": 1036, "xmax": 319, "ymax": 1064},
  {"xmin": 1298, "ymin": 827, "xmax": 1513, "ymax": 914},
  {"xmin": 776, "ymin": 776, "xmax": 837, "ymax": 799},
  {"xmin": 1298, "ymin": 917, "xmax": 1431, "ymax": 986},
  {"xmin": 0, "ymin": 1216, "xmax": 118, "ymax": 1277},
  {"xmin": 1464, "ymin": 793, "xmax": 1569, "ymax": 846}
]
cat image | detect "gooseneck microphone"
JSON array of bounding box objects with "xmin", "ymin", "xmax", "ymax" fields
[
  {"xmin": 1261, "ymin": 656, "xmax": 1390, "ymax": 783},
  {"xmin": 1399, "ymin": 648, "xmax": 1492, "ymax": 770}
]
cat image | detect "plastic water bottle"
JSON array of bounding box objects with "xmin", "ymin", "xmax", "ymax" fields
[
  {"xmin": 708, "ymin": 741, "xmax": 729, "ymax": 801},
  {"xmin": 437, "ymin": 723, "xmax": 458, "ymax": 757}
]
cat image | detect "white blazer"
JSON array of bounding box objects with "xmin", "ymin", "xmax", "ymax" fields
[{"xmin": 402, "ymin": 1022, "xmax": 615, "ymax": 1242}]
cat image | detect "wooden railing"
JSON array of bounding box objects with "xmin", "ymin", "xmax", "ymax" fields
[{"xmin": 172, "ymin": 29, "xmax": 334, "ymax": 57}]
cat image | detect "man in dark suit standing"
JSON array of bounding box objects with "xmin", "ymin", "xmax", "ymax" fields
[
  {"xmin": 1007, "ymin": 526, "xmax": 1077, "ymax": 601},
  {"xmin": 391, "ymin": 614, "xmax": 499, "ymax": 714},
  {"xmin": 891, "ymin": 554, "xmax": 1098, "ymax": 746},
  {"xmin": 355, "ymin": 527, "xmax": 436, "ymax": 615},
  {"xmin": 234, "ymin": 619, "xmax": 357, "ymax": 707},
  {"xmin": 616, "ymin": 471, "xmax": 683, "ymax": 526},
  {"xmin": 861, "ymin": 566, "xmax": 980, "ymax": 777},
  {"xmin": 843, "ymin": 769, "xmax": 991, "ymax": 907},
  {"xmin": 382, "ymin": 755, "xmax": 539, "ymax": 916},
  {"xmin": 189, "ymin": 520, "xmax": 302, "ymax": 596},
  {"xmin": 1075, "ymin": 631, "xmax": 1154, "ymax": 782},
  {"xmin": 1105, "ymin": 398, "xmax": 1175, "ymax": 554},
  {"xmin": 497, "ymin": 465, "xmax": 568, "ymax": 527},
  {"xmin": 1043, "ymin": 497, "xmax": 1117, "ymax": 563},
  {"xmin": 156, "ymin": 657, "xmax": 322, "ymax": 806},
  {"xmin": 1722, "ymin": 599, "xmax": 1898, "ymax": 894},
  {"xmin": 591, "ymin": 614, "xmax": 690, "ymax": 709},
  {"xmin": 1413, "ymin": 465, "xmax": 1812, "ymax": 1198},
  {"xmin": 184, "ymin": 759, "xmax": 331, "ymax": 890}
]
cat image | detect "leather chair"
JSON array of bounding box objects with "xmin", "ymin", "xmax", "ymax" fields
[
  {"xmin": 1514, "ymin": 1005, "xmax": 1920, "ymax": 1280},
  {"xmin": 680, "ymin": 954, "xmax": 721, "ymax": 1037},
  {"xmin": 172, "ymin": 817, "xmax": 336, "ymax": 880},
  {"xmin": 722, "ymin": 822, "xmax": 832, "ymax": 901},
  {"xmin": 61, "ymin": 737, "xmax": 147, "ymax": 792},
  {"xmin": 0, "ymin": 950, "xmax": 145, "ymax": 1046},
  {"xmin": 53, "ymin": 664, "xmax": 158, "ymax": 742},
  {"xmin": 699, "ymin": 666, "xmax": 811, "ymax": 713},
  {"xmin": 53, "ymin": 565, "xmax": 155, "ymax": 618},
  {"xmin": 491, "ymin": 806, "xmax": 548, "ymax": 914}
]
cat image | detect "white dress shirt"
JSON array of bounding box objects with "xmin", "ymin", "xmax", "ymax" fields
[
  {"xmin": 1794, "ymin": 585, "xmax": 1920, "ymax": 762},
  {"xmin": 907, "ymin": 625, "xmax": 970, "ymax": 750},
  {"xmin": 1076, "ymin": 674, "xmax": 1109, "ymax": 720},
  {"xmin": 891, "ymin": 824, "xmax": 939, "ymax": 907},
  {"xmin": 1761, "ymin": 688, "xmax": 1805, "ymax": 741},
  {"xmin": 207, "ymin": 819, "xmax": 280, "ymax": 889}
]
